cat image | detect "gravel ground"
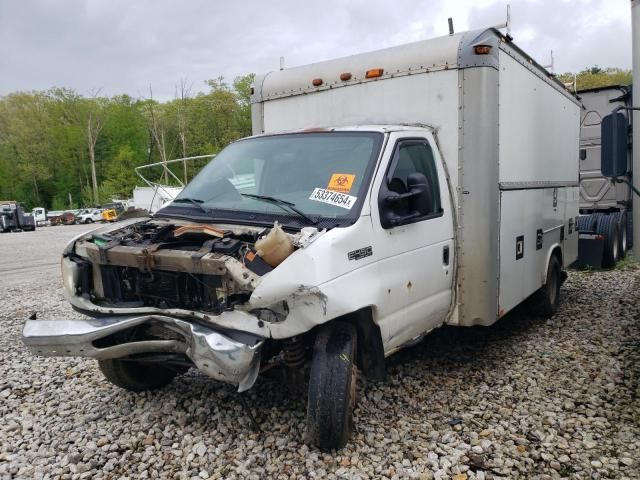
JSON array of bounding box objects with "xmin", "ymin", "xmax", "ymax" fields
[{"xmin": 1, "ymin": 226, "xmax": 639, "ymax": 479}]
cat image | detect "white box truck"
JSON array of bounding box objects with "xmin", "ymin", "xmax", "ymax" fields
[{"xmin": 23, "ymin": 27, "xmax": 579, "ymax": 449}]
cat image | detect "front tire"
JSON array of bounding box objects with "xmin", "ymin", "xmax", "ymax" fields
[
  {"xmin": 306, "ymin": 322, "xmax": 358, "ymax": 450},
  {"xmin": 529, "ymin": 254, "xmax": 562, "ymax": 318},
  {"xmin": 98, "ymin": 359, "xmax": 179, "ymax": 392}
]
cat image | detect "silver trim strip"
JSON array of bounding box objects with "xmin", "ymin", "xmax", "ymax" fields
[{"xmin": 500, "ymin": 181, "xmax": 579, "ymax": 190}]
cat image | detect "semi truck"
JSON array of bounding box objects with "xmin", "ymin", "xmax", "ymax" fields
[
  {"xmin": 0, "ymin": 201, "xmax": 36, "ymax": 232},
  {"xmin": 23, "ymin": 27, "xmax": 580, "ymax": 449},
  {"xmin": 576, "ymin": 85, "xmax": 632, "ymax": 267}
]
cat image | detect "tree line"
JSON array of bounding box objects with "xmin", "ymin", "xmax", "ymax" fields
[
  {"xmin": 0, "ymin": 67, "xmax": 630, "ymax": 211},
  {"xmin": 0, "ymin": 75, "xmax": 254, "ymax": 210}
]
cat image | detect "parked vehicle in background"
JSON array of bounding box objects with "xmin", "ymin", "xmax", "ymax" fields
[
  {"xmin": 576, "ymin": 85, "xmax": 632, "ymax": 267},
  {"xmin": 0, "ymin": 201, "xmax": 36, "ymax": 232},
  {"xmin": 23, "ymin": 27, "xmax": 580, "ymax": 449},
  {"xmin": 32, "ymin": 207, "xmax": 48, "ymax": 227},
  {"xmin": 76, "ymin": 209, "xmax": 103, "ymax": 224},
  {"xmin": 49, "ymin": 211, "xmax": 76, "ymax": 226},
  {"xmin": 101, "ymin": 209, "xmax": 117, "ymax": 222}
]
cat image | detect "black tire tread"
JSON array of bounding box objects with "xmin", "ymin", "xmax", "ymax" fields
[
  {"xmin": 307, "ymin": 322, "xmax": 357, "ymax": 450},
  {"xmin": 98, "ymin": 359, "xmax": 178, "ymax": 392},
  {"xmin": 596, "ymin": 214, "xmax": 619, "ymax": 268},
  {"xmin": 529, "ymin": 254, "xmax": 562, "ymax": 318}
]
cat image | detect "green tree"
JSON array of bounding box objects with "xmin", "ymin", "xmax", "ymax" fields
[{"xmin": 558, "ymin": 66, "xmax": 632, "ymax": 91}]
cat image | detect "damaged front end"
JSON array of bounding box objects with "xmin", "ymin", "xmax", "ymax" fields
[{"xmin": 23, "ymin": 218, "xmax": 325, "ymax": 392}]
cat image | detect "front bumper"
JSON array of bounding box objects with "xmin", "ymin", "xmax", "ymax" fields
[{"xmin": 22, "ymin": 315, "xmax": 264, "ymax": 392}]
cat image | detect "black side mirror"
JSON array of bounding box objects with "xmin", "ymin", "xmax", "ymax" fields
[
  {"xmin": 601, "ymin": 111, "xmax": 628, "ymax": 178},
  {"xmin": 406, "ymin": 173, "xmax": 433, "ymax": 215},
  {"xmin": 379, "ymin": 173, "xmax": 433, "ymax": 228}
]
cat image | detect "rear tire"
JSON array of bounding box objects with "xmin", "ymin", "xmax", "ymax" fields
[
  {"xmin": 613, "ymin": 212, "xmax": 628, "ymax": 259},
  {"xmin": 596, "ymin": 214, "xmax": 620, "ymax": 268},
  {"xmin": 529, "ymin": 254, "xmax": 562, "ymax": 318},
  {"xmin": 306, "ymin": 322, "xmax": 358, "ymax": 450},
  {"xmin": 98, "ymin": 359, "xmax": 179, "ymax": 392}
]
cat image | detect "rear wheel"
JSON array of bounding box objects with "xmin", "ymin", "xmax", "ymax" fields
[
  {"xmin": 613, "ymin": 212, "xmax": 628, "ymax": 259},
  {"xmin": 85, "ymin": 218, "xmax": 93, "ymax": 224},
  {"xmin": 306, "ymin": 322, "xmax": 358, "ymax": 450},
  {"xmin": 596, "ymin": 215, "xmax": 620, "ymax": 268},
  {"xmin": 529, "ymin": 254, "xmax": 562, "ymax": 318},
  {"xmin": 98, "ymin": 359, "xmax": 180, "ymax": 392}
]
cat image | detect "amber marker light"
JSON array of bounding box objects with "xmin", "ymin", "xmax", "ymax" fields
[
  {"xmin": 312, "ymin": 78, "xmax": 323, "ymax": 86},
  {"xmin": 474, "ymin": 45, "xmax": 492, "ymax": 55},
  {"xmin": 340, "ymin": 72, "xmax": 352, "ymax": 81},
  {"xmin": 365, "ymin": 68, "xmax": 384, "ymax": 78}
]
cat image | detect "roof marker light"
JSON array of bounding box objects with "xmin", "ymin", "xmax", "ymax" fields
[
  {"xmin": 340, "ymin": 72, "xmax": 352, "ymax": 81},
  {"xmin": 312, "ymin": 78, "xmax": 323, "ymax": 86},
  {"xmin": 474, "ymin": 45, "xmax": 492, "ymax": 55},
  {"xmin": 365, "ymin": 68, "xmax": 384, "ymax": 79}
]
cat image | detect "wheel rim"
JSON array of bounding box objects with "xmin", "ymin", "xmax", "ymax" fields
[
  {"xmin": 621, "ymin": 227, "xmax": 627, "ymax": 253},
  {"xmin": 612, "ymin": 234, "xmax": 619, "ymax": 261}
]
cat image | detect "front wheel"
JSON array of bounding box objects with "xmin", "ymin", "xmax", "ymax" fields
[
  {"xmin": 98, "ymin": 359, "xmax": 180, "ymax": 392},
  {"xmin": 529, "ymin": 254, "xmax": 562, "ymax": 318},
  {"xmin": 306, "ymin": 322, "xmax": 358, "ymax": 450}
]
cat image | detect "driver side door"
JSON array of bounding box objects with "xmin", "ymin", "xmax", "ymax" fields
[{"xmin": 370, "ymin": 131, "xmax": 454, "ymax": 353}]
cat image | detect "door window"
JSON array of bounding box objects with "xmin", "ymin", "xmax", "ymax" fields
[{"xmin": 379, "ymin": 139, "xmax": 442, "ymax": 228}]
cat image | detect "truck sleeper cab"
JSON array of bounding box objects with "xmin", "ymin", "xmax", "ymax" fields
[{"xmin": 23, "ymin": 27, "xmax": 579, "ymax": 450}]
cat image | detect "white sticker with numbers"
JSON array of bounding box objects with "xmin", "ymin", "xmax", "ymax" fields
[{"xmin": 309, "ymin": 188, "xmax": 357, "ymax": 210}]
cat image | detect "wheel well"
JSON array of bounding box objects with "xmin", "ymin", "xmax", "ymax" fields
[
  {"xmin": 551, "ymin": 246, "xmax": 563, "ymax": 266},
  {"xmin": 321, "ymin": 308, "xmax": 386, "ymax": 381}
]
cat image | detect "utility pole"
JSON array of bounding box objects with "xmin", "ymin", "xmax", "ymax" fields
[{"xmin": 632, "ymin": 0, "xmax": 640, "ymax": 258}]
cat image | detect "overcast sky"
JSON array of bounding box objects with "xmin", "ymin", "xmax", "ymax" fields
[{"xmin": 0, "ymin": 0, "xmax": 631, "ymax": 100}]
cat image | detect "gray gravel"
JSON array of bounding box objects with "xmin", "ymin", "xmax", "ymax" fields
[{"xmin": 1, "ymin": 226, "xmax": 639, "ymax": 479}]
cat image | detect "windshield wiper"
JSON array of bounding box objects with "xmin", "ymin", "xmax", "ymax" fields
[
  {"xmin": 241, "ymin": 193, "xmax": 318, "ymax": 225},
  {"xmin": 171, "ymin": 197, "xmax": 209, "ymax": 214}
]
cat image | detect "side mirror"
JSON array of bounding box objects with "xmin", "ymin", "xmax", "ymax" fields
[
  {"xmin": 406, "ymin": 173, "xmax": 433, "ymax": 215},
  {"xmin": 601, "ymin": 111, "xmax": 628, "ymax": 178},
  {"xmin": 379, "ymin": 173, "xmax": 433, "ymax": 228}
]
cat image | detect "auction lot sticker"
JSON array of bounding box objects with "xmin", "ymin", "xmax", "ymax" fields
[{"xmin": 309, "ymin": 188, "xmax": 357, "ymax": 210}]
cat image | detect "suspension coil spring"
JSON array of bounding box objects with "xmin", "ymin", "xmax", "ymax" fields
[{"xmin": 282, "ymin": 336, "xmax": 306, "ymax": 369}]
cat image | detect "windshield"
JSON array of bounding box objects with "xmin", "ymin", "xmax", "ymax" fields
[{"xmin": 162, "ymin": 132, "xmax": 383, "ymax": 227}]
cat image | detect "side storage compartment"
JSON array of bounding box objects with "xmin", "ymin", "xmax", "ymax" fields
[{"xmin": 498, "ymin": 188, "xmax": 576, "ymax": 316}]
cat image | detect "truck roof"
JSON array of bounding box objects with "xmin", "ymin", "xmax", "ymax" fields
[
  {"xmin": 253, "ymin": 27, "xmax": 575, "ymax": 104},
  {"xmin": 245, "ymin": 124, "xmax": 435, "ymax": 139}
]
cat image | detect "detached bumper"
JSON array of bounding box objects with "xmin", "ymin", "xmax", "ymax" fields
[{"xmin": 22, "ymin": 315, "xmax": 264, "ymax": 392}]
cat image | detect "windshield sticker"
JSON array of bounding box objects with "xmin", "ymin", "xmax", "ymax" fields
[
  {"xmin": 327, "ymin": 174, "xmax": 356, "ymax": 193},
  {"xmin": 309, "ymin": 188, "xmax": 357, "ymax": 210}
]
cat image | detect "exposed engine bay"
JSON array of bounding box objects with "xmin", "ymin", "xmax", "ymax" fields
[{"xmin": 69, "ymin": 218, "xmax": 316, "ymax": 315}]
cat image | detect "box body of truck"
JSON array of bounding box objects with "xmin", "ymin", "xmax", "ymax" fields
[{"xmin": 251, "ymin": 27, "xmax": 579, "ymax": 328}]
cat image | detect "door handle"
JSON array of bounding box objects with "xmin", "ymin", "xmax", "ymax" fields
[{"xmin": 443, "ymin": 245, "xmax": 450, "ymax": 266}]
